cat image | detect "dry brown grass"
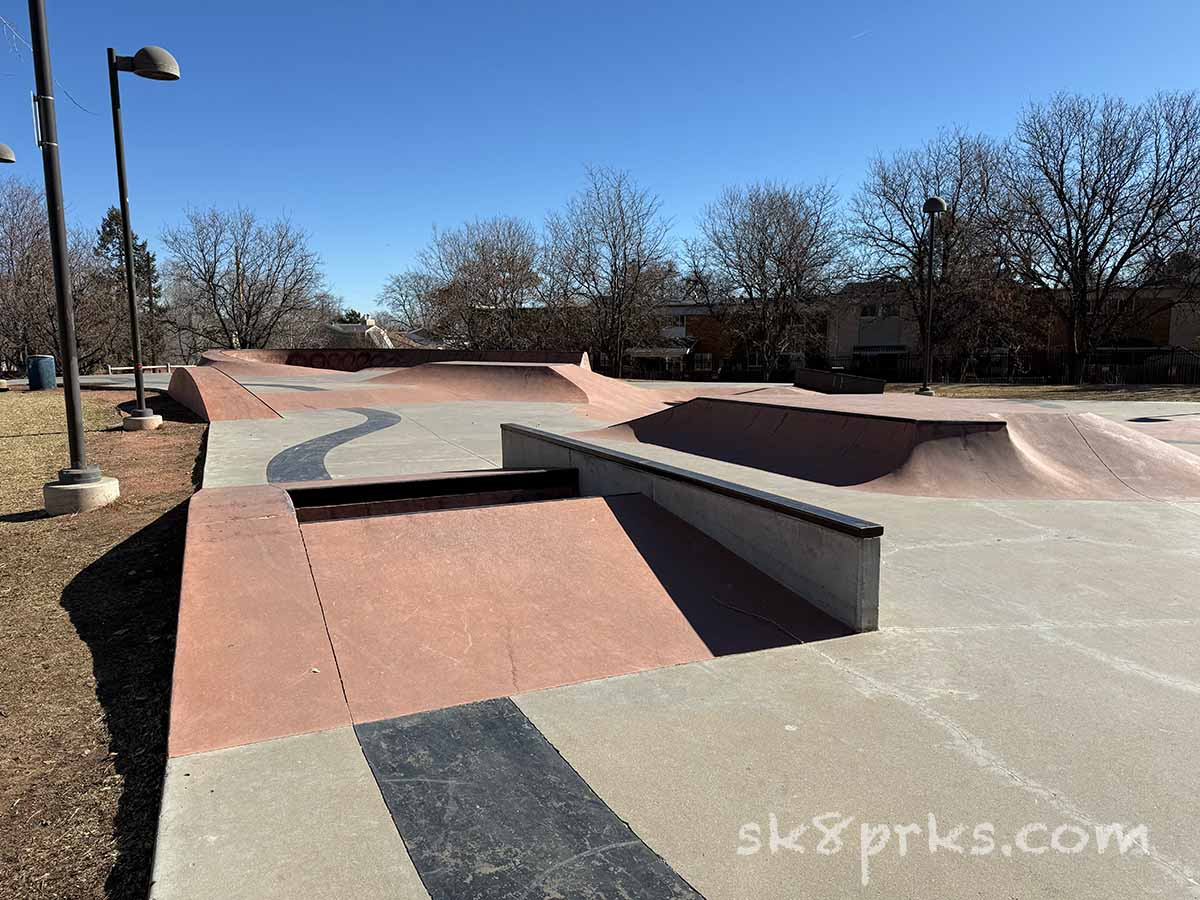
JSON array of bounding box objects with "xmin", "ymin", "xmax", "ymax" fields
[
  {"xmin": 0, "ymin": 388, "xmax": 206, "ymax": 900},
  {"xmin": 884, "ymin": 382, "xmax": 1200, "ymax": 401}
]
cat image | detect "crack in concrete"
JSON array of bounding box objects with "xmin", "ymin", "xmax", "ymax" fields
[
  {"xmin": 1034, "ymin": 630, "xmax": 1200, "ymax": 695},
  {"xmin": 808, "ymin": 645, "xmax": 1200, "ymax": 893}
]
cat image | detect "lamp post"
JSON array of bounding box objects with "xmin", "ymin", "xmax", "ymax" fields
[
  {"xmin": 0, "ymin": 146, "xmax": 10, "ymax": 392},
  {"xmin": 916, "ymin": 196, "xmax": 947, "ymax": 396},
  {"xmin": 29, "ymin": 0, "xmax": 120, "ymax": 515},
  {"xmin": 108, "ymin": 44, "xmax": 179, "ymax": 432}
]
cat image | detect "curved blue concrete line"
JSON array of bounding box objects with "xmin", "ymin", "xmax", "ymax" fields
[{"xmin": 266, "ymin": 407, "xmax": 403, "ymax": 483}]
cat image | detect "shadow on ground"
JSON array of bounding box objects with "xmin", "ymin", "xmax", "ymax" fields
[
  {"xmin": 60, "ymin": 500, "xmax": 190, "ymax": 899},
  {"xmin": 607, "ymin": 496, "xmax": 851, "ymax": 653},
  {"xmin": 116, "ymin": 392, "xmax": 202, "ymax": 425},
  {"xmin": 0, "ymin": 509, "xmax": 48, "ymax": 523}
]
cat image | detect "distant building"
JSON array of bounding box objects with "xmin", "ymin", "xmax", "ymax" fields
[
  {"xmin": 390, "ymin": 327, "xmax": 449, "ymax": 350},
  {"xmin": 621, "ymin": 301, "xmax": 734, "ymax": 380},
  {"xmin": 826, "ymin": 283, "xmax": 916, "ymax": 359},
  {"xmin": 324, "ymin": 317, "xmax": 394, "ymax": 349}
]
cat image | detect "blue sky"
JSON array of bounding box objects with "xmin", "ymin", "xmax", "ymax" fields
[{"xmin": 1, "ymin": 0, "xmax": 1197, "ymax": 310}]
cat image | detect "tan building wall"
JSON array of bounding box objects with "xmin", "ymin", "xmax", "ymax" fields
[
  {"xmin": 827, "ymin": 298, "xmax": 919, "ymax": 357},
  {"xmin": 1171, "ymin": 304, "xmax": 1200, "ymax": 350}
]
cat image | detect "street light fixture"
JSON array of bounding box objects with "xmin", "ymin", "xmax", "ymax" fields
[
  {"xmin": 107, "ymin": 44, "xmax": 180, "ymax": 432},
  {"xmin": 916, "ymin": 196, "xmax": 947, "ymax": 396}
]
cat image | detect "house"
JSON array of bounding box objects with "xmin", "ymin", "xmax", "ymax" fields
[
  {"xmin": 826, "ymin": 283, "xmax": 917, "ymax": 360},
  {"xmin": 621, "ymin": 301, "xmax": 733, "ymax": 379}
]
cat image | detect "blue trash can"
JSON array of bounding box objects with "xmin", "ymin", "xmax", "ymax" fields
[{"xmin": 26, "ymin": 355, "xmax": 56, "ymax": 391}]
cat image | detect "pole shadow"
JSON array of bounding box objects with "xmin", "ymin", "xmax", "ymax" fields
[{"xmin": 59, "ymin": 500, "xmax": 189, "ymax": 899}]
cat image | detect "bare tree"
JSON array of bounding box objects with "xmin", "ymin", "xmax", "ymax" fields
[
  {"xmin": 850, "ymin": 129, "xmax": 1027, "ymax": 359},
  {"xmin": 162, "ymin": 207, "xmax": 325, "ymax": 350},
  {"xmin": 997, "ymin": 92, "xmax": 1200, "ymax": 379},
  {"xmin": 545, "ymin": 167, "xmax": 673, "ymax": 375},
  {"xmin": 380, "ymin": 270, "xmax": 442, "ymax": 334},
  {"xmin": 688, "ymin": 180, "xmax": 844, "ymax": 378},
  {"xmin": 0, "ymin": 178, "xmax": 126, "ymax": 373},
  {"xmin": 0, "ymin": 178, "xmax": 50, "ymax": 372}
]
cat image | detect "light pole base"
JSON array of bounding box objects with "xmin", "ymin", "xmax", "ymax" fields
[
  {"xmin": 0, "ymin": 379, "xmax": 8, "ymax": 392},
  {"xmin": 123, "ymin": 412, "xmax": 163, "ymax": 431},
  {"xmin": 43, "ymin": 475, "xmax": 120, "ymax": 516},
  {"xmin": 915, "ymin": 386, "xmax": 936, "ymax": 396}
]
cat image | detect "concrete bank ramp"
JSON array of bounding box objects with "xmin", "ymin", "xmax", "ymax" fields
[
  {"xmin": 366, "ymin": 361, "xmax": 666, "ymax": 419},
  {"xmin": 167, "ymin": 366, "xmax": 281, "ymax": 422},
  {"xmin": 200, "ymin": 347, "xmax": 590, "ymax": 376},
  {"xmin": 593, "ymin": 396, "xmax": 1200, "ymax": 500},
  {"xmin": 299, "ymin": 493, "xmax": 845, "ymax": 725}
]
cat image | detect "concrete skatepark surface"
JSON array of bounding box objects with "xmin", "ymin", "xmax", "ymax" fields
[
  {"xmin": 141, "ymin": 350, "xmax": 1200, "ymax": 899},
  {"xmin": 589, "ymin": 394, "xmax": 1200, "ymax": 499}
]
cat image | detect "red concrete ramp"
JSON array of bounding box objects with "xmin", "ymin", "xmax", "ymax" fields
[
  {"xmin": 552, "ymin": 364, "xmax": 668, "ymax": 419},
  {"xmin": 299, "ymin": 493, "xmax": 842, "ymax": 724},
  {"xmin": 167, "ymin": 366, "xmax": 281, "ymax": 422},
  {"xmin": 201, "ymin": 347, "xmax": 590, "ymax": 375},
  {"xmin": 365, "ymin": 361, "xmax": 590, "ymax": 402},
  {"xmin": 592, "ymin": 397, "xmax": 1200, "ymax": 500},
  {"xmin": 198, "ymin": 349, "xmax": 348, "ymax": 379},
  {"xmin": 365, "ymin": 361, "xmax": 669, "ymax": 419}
]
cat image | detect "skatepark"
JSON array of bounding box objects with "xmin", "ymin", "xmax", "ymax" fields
[{"xmin": 149, "ymin": 350, "xmax": 1200, "ymax": 899}]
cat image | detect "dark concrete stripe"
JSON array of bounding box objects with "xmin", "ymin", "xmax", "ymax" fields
[
  {"xmin": 356, "ymin": 698, "xmax": 703, "ymax": 900},
  {"xmin": 266, "ymin": 407, "xmax": 402, "ymax": 483}
]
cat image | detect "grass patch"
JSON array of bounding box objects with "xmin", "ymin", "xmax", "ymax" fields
[
  {"xmin": 0, "ymin": 389, "xmax": 206, "ymax": 899},
  {"xmin": 884, "ymin": 382, "xmax": 1200, "ymax": 401}
]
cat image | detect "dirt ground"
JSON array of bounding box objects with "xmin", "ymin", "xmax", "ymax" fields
[
  {"xmin": 884, "ymin": 382, "xmax": 1200, "ymax": 401},
  {"xmin": 0, "ymin": 388, "xmax": 206, "ymax": 900}
]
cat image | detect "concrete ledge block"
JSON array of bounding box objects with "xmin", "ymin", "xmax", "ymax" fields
[{"xmin": 500, "ymin": 424, "xmax": 881, "ymax": 632}]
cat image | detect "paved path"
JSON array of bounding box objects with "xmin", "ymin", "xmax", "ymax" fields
[{"xmin": 150, "ymin": 367, "xmax": 1200, "ymax": 899}]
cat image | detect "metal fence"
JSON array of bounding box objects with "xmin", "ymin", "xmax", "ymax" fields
[{"xmin": 811, "ymin": 346, "xmax": 1200, "ymax": 386}]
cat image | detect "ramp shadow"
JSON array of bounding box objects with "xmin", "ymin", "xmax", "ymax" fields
[
  {"xmin": 623, "ymin": 403, "xmax": 919, "ymax": 487},
  {"xmin": 603, "ymin": 494, "xmax": 851, "ymax": 654}
]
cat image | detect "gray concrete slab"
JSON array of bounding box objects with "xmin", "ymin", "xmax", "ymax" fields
[
  {"xmin": 203, "ymin": 409, "xmax": 367, "ymax": 487},
  {"xmin": 151, "ymin": 727, "xmax": 430, "ymax": 900},
  {"xmin": 515, "ymin": 637, "xmax": 1196, "ymax": 899},
  {"xmin": 203, "ymin": 401, "xmax": 601, "ymax": 487}
]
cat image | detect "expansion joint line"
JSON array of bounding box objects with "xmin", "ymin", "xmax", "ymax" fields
[
  {"xmin": 402, "ymin": 412, "xmax": 497, "ymax": 466},
  {"xmin": 1067, "ymin": 415, "xmax": 1156, "ymax": 502},
  {"xmin": 297, "ymin": 524, "xmax": 352, "ymax": 715}
]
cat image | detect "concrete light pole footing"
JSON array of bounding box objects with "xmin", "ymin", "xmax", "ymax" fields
[
  {"xmin": 123, "ymin": 413, "xmax": 164, "ymax": 431},
  {"xmin": 43, "ymin": 476, "xmax": 120, "ymax": 516},
  {"xmin": 915, "ymin": 386, "xmax": 936, "ymax": 396}
]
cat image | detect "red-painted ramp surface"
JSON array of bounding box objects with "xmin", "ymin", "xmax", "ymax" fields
[
  {"xmin": 592, "ymin": 396, "xmax": 1200, "ymax": 499},
  {"xmin": 364, "ymin": 361, "xmax": 667, "ymax": 419},
  {"xmin": 300, "ymin": 494, "xmax": 843, "ymax": 725},
  {"xmin": 167, "ymin": 366, "xmax": 282, "ymax": 422}
]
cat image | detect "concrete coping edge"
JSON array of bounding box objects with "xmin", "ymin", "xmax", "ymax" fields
[
  {"xmin": 699, "ymin": 393, "xmax": 1008, "ymax": 426},
  {"xmin": 500, "ymin": 423, "xmax": 885, "ymax": 538}
]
